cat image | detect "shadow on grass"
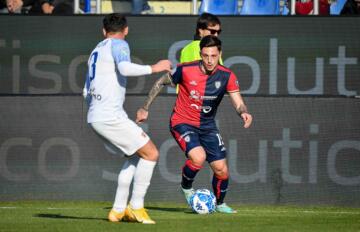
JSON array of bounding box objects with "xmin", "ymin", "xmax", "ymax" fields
[
  {"xmin": 34, "ymin": 213, "xmax": 107, "ymax": 221},
  {"xmin": 103, "ymin": 206, "xmax": 190, "ymax": 213},
  {"xmin": 146, "ymin": 206, "xmax": 195, "ymax": 214}
]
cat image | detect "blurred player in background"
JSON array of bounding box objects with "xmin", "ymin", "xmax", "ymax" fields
[
  {"xmin": 177, "ymin": 13, "xmax": 223, "ymax": 93},
  {"xmin": 136, "ymin": 35, "xmax": 252, "ymax": 214},
  {"xmin": 83, "ymin": 13, "xmax": 171, "ymax": 224},
  {"xmin": 180, "ymin": 12, "xmax": 222, "ymax": 63}
]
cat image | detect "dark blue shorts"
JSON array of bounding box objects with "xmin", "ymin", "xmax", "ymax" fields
[{"xmin": 170, "ymin": 123, "xmax": 226, "ymax": 163}]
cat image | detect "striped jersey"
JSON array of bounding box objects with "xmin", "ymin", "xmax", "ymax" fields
[{"xmin": 170, "ymin": 61, "xmax": 239, "ymax": 129}]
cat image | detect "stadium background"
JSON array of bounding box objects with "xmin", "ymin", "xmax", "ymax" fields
[{"xmin": 0, "ymin": 15, "xmax": 359, "ymax": 206}]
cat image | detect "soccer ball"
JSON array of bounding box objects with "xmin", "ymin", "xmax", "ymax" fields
[{"xmin": 189, "ymin": 189, "xmax": 216, "ymax": 214}]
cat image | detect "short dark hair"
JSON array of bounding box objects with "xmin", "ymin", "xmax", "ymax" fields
[
  {"xmin": 103, "ymin": 13, "xmax": 128, "ymax": 33},
  {"xmin": 194, "ymin": 13, "xmax": 221, "ymax": 40},
  {"xmin": 200, "ymin": 35, "xmax": 222, "ymax": 52}
]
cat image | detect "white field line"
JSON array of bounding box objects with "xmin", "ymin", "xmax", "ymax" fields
[
  {"xmin": 0, "ymin": 207, "xmax": 98, "ymax": 210},
  {"xmin": 236, "ymin": 209, "xmax": 360, "ymax": 215}
]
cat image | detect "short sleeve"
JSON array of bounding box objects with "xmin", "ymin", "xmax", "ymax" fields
[
  {"xmin": 226, "ymin": 72, "xmax": 240, "ymax": 92},
  {"xmin": 171, "ymin": 65, "xmax": 183, "ymax": 84},
  {"xmin": 111, "ymin": 39, "xmax": 131, "ymax": 64}
]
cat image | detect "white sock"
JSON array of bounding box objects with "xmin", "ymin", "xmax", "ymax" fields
[
  {"xmin": 113, "ymin": 156, "xmax": 139, "ymax": 213},
  {"xmin": 129, "ymin": 158, "xmax": 156, "ymax": 210}
]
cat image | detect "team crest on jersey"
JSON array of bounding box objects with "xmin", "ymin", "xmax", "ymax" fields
[
  {"xmin": 184, "ymin": 136, "xmax": 190, "ymax": 143},
  {"xmin": 215, "ymin": 81, "xmax": 221, "ymax": 89}
]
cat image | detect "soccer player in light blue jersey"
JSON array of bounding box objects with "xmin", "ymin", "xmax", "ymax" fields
[{"xmin": 83, "ymin": 13, "xmax": 171, "ymax": 224}]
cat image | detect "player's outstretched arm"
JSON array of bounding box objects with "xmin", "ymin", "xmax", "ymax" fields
[
  {"xmin": 151, "ymin": 60, "xmax": 172, "ymax": 73},
  {"xmin": 228, "ymin": 91, "xmax": 253, "ymax": 128},
  {"xmin": 136, "ymin": 72, "xmax": 174, "ymax": 124}
]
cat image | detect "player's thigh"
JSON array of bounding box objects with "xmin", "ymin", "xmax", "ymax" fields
[
  {"xmin": 187, "ymin": 146, "xmax": 207, "ymax": 166},
  {"xmin": 91, "ymin": 118, "xmax": 150, "ymax": 156},
  {"xmin": 199, "ymin": 130, "xmax": 226, "ymax": 163},
  {"xmin": 170, "ymin": 124, "xmax": 206, "ymax": 165}
]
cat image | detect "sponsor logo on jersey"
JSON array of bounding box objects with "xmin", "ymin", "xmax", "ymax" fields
[
  {"xmin": 190, "ymin": 90, "xmax": 201, "ymax": 101},
  {"xmin": 190, "ymin": 104, "xmax": 212, "ymax": 113},
  {"xmin": 201, "ymin": 95, "xmax": 217, "ymax": 100},
  {"xmin": 202, "ymin": 106, "xmax": 212, "ymax": 113},
  {"xmin": 190, "ymin": 80, "xmax": 198, "ymax": 86},
  {"xmin": 89, "ymin": 88, "xmax": 102, "ymax": 101},
  {"xmin": 190, "ymin": 104, "xmax": 200, "ymax": 110}
]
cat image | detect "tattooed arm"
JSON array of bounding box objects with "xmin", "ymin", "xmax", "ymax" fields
[
  {"xmin": 228, "ymin": 91, "xmax": 253, "ymax": 128},
  {"xmin": 136, "ymin": 72, "xmax": 174, "ymax": 123}
]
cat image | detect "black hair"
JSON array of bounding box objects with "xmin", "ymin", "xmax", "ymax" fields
[
  {"xmin": 194, "ymin": 13, "xmax": 221, "ymax": 40},
  {"xmin": 103, "ymin": 13, "xmax": 128, "ymax": 33},
  {"xmin": 200, "ymin": 35, "xmax": 222, "ymax": 52}
]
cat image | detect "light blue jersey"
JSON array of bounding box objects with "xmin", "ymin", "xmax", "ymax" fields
[{"xmin": 84, "ymin": 38, "xmax": 131, "ymax": 123}]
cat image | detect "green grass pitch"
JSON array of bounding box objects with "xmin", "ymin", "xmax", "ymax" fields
[{"xmin": 0, "ymin": 201, "xmax": 359, "ymax": 232}]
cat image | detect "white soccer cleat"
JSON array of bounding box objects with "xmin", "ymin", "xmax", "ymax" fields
[
  {"xmin": 216, "ymin": 203, "xmax": 237, "ymax": 214},
  {"xmin": 181, "ymin": 187, "xmax": 195, "ymax": 205}
]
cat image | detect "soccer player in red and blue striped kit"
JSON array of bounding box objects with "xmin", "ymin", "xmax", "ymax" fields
[{"xmin": 136, "ymin": 35, "xmax": 253, "ymax": 213}]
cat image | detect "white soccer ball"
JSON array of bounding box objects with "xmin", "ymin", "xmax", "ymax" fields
[{"xmin": 190, "ymin": 189, "xmax": 216, "ymax": 214}]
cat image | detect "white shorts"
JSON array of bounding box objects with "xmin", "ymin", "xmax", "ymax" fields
[{"xmin": 90, "ymin": 118, "xmax": 150, "ymax": 156}]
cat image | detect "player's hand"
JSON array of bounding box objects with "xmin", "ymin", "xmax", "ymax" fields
[
  {"xmin": 136, "ymin": 108, "xmax": 149, "ymax": 124},
  {"xmin": 241, "ymin": 113, "xmax": 253, "ymax": 128},
  {"xmin": 151, "ymin": 60, "xmax": 172, "ymax": 73}
]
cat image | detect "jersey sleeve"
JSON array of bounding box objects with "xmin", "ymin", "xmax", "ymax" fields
[
  {"xmin": 227, "ymin": 72, "xmax": 240, "ymax": 92},
  {"xmin": 171, "ymin": 65, "xmax": 183, "ymax": 84},
  {"xmin": 111, "ymin": 40, "xmax": 131, "ymax": 64}
]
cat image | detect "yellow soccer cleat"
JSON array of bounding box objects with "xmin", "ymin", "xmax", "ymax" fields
[
  {"xmin": 108, "ymin": 209, "xmax": 125, "ymax": 222},
  {"xmin": 126, "ymin": 205, "xmax": 155, "ymax": 224},
  {"xmin": 123, "ymin": 207, "xmax": 137, "ymax": 222}
]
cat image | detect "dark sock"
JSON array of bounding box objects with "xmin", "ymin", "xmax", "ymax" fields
[
  {"xmin": 212, "ymin": 174, "xmax": 229, "ymax": 205},
  {"xmin": 181, "ymin": 159, "xmax": 202, "ymax": 189}
]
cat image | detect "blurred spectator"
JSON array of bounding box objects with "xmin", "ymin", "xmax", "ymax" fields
[
  {"xmin": 6, "ymin": 0, "xmax": 26, "ymax": 13},
  {"xmin": 180, "ymin": 13, "xmax": 222, "ymax": 63},
  {"xmin": 131, "ymin": 0, "xmax": 151, "ymax": 14},
  {"xmin": 340, "ymin": 0, "xmax": 360, "ymax": 14},
  {"xmin": 6, "ymin": 0, "xmax": 73, "ymax": 14},
  {"xmin": 1, "ymin": 0, "xmax": 9, "ymax": 13},
  {"xmin": 295, "ymin": 0, "xmax": 330, "ymax": 15}
]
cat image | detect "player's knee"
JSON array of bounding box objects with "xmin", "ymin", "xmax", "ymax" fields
[
  {"xmin": 214, "ymin": 170, "xmax": 229, "ymax": 179},
  {"xmin": 212, "ymin": 166, "xmax": 229, "ymax": 178},
  {"xmin": 148, "ymin": 148, "xmax": 159, "ymax": 161},
  {"xmin": 144, "ymin": 147, "xmax": 159, "ymax": 162},
  {"xmin": 137, "ymin": 140, "xmax": 159, "ymax": 161},
  {"xmin": 189, "ymin": 156, "xmax": 206, "ymax": 167}
]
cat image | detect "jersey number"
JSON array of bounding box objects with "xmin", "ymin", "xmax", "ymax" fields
[
  {"xmin": 89, "ymin": 52, "xmax": 98, "ymax": 81},
  {"xmin": 216, "ymin": 133, "xmax": 224, "ymax": 146}
]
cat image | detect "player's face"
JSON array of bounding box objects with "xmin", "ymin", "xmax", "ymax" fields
[
  {"xmin": 200, "ymin": 46, "xmax": 221, "ymax": 73},
  {"xmin": 199, "ymin": 24, "xmax": 221, "ymax": 38}
]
